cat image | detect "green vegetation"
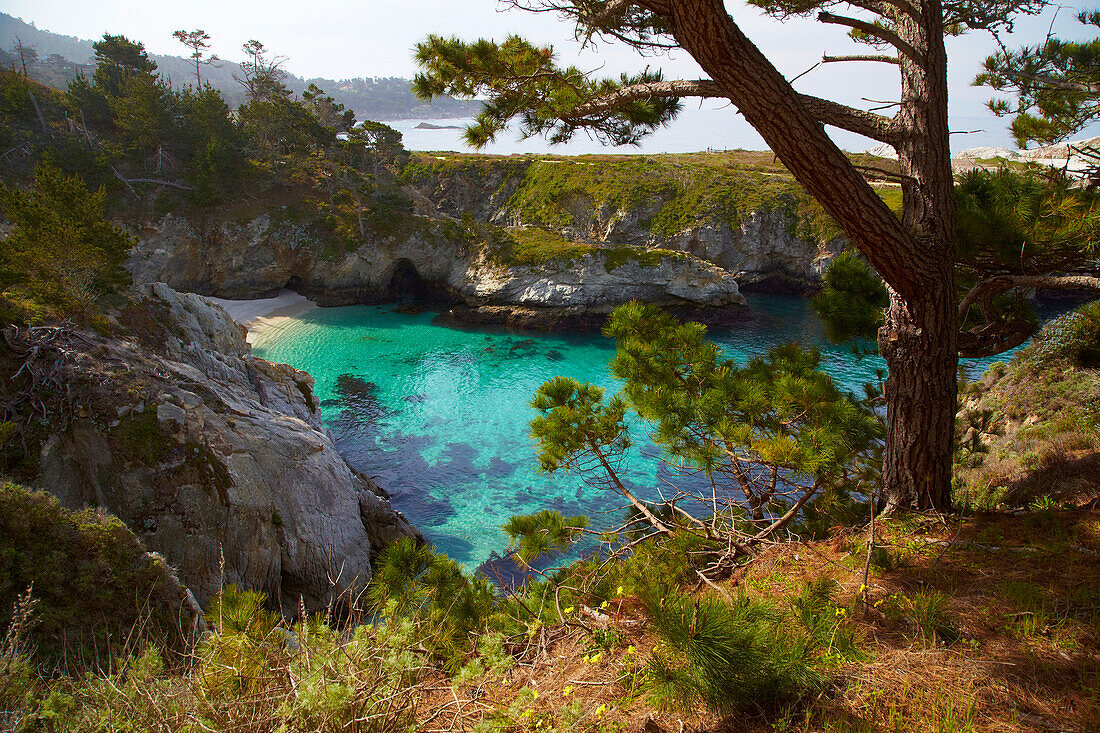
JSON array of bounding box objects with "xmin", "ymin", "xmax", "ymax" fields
[
  {"xmin": 529, "ymin": 303, "xmax": 882, "ymax": 551},
  {"xmin": 410, "ymin": 152, "xmax": 855, "ymax": 244},
  {"xmin": 365, "ymin": 537, "xmax": 495, "ymax": 666},
  {"xmin": 977, "ymin": 9, "xmax": 1100, "ymax": 146},
  {"xmin": 814, "ymin": 168, "xmax": 1100, "ymax": 353},
  {"xmin": 811, "ymin": 253, "xmax": 889, "ymax": 344},
  {"xmin": 488, "ymin": 226, "xmax": 687, "ymax": 271},
  {"xmin": 0, "ymin": 12, "xmax": 483, "ymax": 117},
  {"xmin": 642, "ymin": 581, "xmax": 856, "ymax": 714},
  {"xmin": 955, "ymin": 300, "xmax": 1100, "ymax": 510},
  {"xmin": 493, "ymin": 226, "xmax": 597, "ymax": 267},
  {"xmin": 0, "ymin": 162, "xmax": 131, "ymax": 322},
  {"xmin": 0, "ymin": 33, "xmax": 425, "ymax": 326},
  {"xmin": 0, "ymin": 481, "xmax": 194, "ymax": 667}
]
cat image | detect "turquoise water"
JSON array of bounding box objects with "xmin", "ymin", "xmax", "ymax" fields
[{"xmin": 252, "ymin": 295, "xmax": 1002, "ymax": 567}]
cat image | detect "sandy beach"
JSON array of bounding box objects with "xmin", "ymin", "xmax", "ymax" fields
[{"xmin": 205, "ymin": 289, "xmax": 318, "ymax": 346}]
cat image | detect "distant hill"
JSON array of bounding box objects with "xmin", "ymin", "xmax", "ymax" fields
[{"xmin": 0, "ymin": 12, "xmax": 482, "ymax": 120}]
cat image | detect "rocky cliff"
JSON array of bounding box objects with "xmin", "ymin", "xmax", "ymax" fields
[
  {"xmin": 122, "ymin": 152, "xmax": 892, "ymax": 328},
  {"xmin": 10, "ymin": 283, "xmax": 420, "ymax": 612},
  {"xmin": 402, "ymin": 153, "xmax": 853, "ymax": 292},
  {"xmin": 127, "ymin": 208, "xmax": 747, "ymax": 329}
]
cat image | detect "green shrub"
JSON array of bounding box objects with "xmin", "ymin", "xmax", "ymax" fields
[
  {"xmin": 0, "ymin": 163, "xmax": 133, "ymax": 323},
  {"xmin": 367, "ymin": 538, "xmax": 494, "ymax": 663},
  {"xmin": 0, "ymin": 481, "xmax": 195, "ymax": 668},
  {"xmin": 908, "ymin": 589, "xmax": 961, "ymax": 646},
  {"xmin": 7, "ymin": 589, "xmax": 425, "ymax": 732},
  {"xmin": 640, "ymin": 586, "xmax": 836, "ymax": 714},
  {"xmin": 1024, "ymin": 300, "xmax": 1100, "ymax": 368}
]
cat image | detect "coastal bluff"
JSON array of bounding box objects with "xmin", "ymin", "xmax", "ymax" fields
[
  {"xmin": 120, "ymin": 151, "xmax": 893, "ymax": 328},
  {"xmin": 28, "ymin": 283, "xmax": 421, "ymax": 611}
]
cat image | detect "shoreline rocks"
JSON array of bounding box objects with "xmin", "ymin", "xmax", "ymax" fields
[
  {"xmin": 32, "ymin": 283, "xmax": 422, "ymax": 612},
  {"xmin": 126, "ymin": 211, "xmax": 748, "ymax": 327}
]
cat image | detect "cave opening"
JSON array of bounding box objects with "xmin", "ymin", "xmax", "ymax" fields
[
  {"xmin": 386, "ymin": 259, "xmax": 430, "ymax": 303},
  {"xmin": 285, "ymin": 275, "xmax": 305, "ymax": 295}
]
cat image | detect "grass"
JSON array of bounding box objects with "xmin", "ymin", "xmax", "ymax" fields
[
  {"xmin": 489, "ymin": 226, "xmax": 691, "ymax": 271},
  {"xmin": 955, "ymin": 303, "xmax": 1100, "ymax": 510},
  {"xmin": 3, "ymin": 501, "xmax": 1097, "ymax": 732},
  {"xmin": 0, "ymin": 482, "xmax": 197, "ymax": 669}
]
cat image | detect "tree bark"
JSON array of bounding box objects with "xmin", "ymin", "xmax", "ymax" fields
[
  {"xmin": 880, "ymin": 282, "xmax": 958, "ymax": 511},
  {"xmin": 883, "ymin": 0, "xmax": 959, "ymax": 511}
]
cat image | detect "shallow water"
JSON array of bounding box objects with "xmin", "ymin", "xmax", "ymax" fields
[{"xmin": 253, "ymin": 295, "xmax": 1008, "ymax": 567}]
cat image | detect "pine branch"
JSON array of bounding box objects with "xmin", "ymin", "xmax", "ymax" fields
[
  {"xmin": 958, "ymin": 274, "xmax": 1100, "ymax": 318},
  {"xmin": 822, "ymin": 54, "xmax": 900, "ymax": 65},
  {"xmin": 957, "ymin": 274, "xmax": 1100, "ymax": 357},
  {"xmin": 998, "ymin": 68, "xmax": 1100, "ymax": 93},
  {"xmin": 563, "ymin": 78, "xmax": 899, "ymax": 144},
  {"xmin": 817, "ymin": 12, "xmax": 920, "ymax": 61}
]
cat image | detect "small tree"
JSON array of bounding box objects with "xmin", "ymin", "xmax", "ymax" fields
[
  {"xmin": 172, "ymin": 29, "xmax": 219, "ymax": 87},
  {"xmin": 0, "ymin": 163, "xmax": 132, "ymax": 320},
  {"xmin": 91, "ymin": 34, "xmax": 158, "ymax": 100},
  {"xmin": 527, "ymin": 303, "xmax": 882, "ymax": 572},
  {"xmin": 302, "ymin": 83, "xmax": 356, "ymax": 132},
  {"xmin": 235, "ymin": 40, "xmax": 289, "ymax": 103},
  {"xmin": 10, "ymin": 39, "xmax": 37, "ymax": 78}
]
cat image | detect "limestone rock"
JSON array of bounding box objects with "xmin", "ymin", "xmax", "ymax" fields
[{"xmin": 127, "ymin": 210, "xmax": 748, "ymax": 328}]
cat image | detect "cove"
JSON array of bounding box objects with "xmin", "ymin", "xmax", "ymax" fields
[{"xmin": 252, "ymin": 295, "xmax": 1004, "ymax": 568}]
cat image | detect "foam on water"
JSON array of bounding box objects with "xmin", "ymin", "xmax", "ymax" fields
[{"xmin": 253, "ymin": 295, "xmax": 1006, "ymax": 567}]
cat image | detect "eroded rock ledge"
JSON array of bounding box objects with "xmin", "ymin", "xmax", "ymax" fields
[
  {"xmin": 127, "ymin": 212, "xmax": 748, "ymax": 329},
  {"xmin": 33, "ymin": 283, "xmax": 421, "ymax": 611}
]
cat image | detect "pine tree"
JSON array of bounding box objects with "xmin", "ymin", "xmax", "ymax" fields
[{"xmin": 529, "ymin": 303, "xmax": 882, "ymax": 563}]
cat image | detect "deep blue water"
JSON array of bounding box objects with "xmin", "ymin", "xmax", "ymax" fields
[{"xmin": 252, "ymin": 295, "xmax": 1006, "ymax": 567}]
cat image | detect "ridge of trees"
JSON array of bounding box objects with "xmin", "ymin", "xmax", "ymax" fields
[
  {"xmin": 0, "ymin": 33, "xmax": 415, "ymax": 324},
  {"xmin": 0, "ymin": 13, "xmax": 481, "ymax": 120}
]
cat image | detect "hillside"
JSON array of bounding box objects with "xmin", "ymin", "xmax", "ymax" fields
[{"xmin": 0, "ymin": 12, "xmax": 482, "ymax": 119}]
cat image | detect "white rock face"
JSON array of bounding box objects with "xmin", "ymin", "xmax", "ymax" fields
[
  {"xmin": 37, "ymin": 284, "xmax": 420, "ymax": 611},
  {"xmin": 462, "ymin": 253, "xmax": 744, "ymax": 310},
  {"xmin": 127, "ymin": 212, "xmax": 746, "ymax": 315}
]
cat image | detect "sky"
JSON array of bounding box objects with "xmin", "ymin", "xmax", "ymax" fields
[{"xmin": 6, "ymin": 0, "xmax": 1099, "ymax": 150}]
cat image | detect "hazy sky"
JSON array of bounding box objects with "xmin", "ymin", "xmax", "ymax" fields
[{"xmin": 6, "ymin": 1, "xmax": 1098, "ymax": 142}]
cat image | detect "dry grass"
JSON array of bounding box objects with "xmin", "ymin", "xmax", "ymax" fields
[{"xmin": 413, "ymin": 509, "xmax": 1100, "ymax": 733}]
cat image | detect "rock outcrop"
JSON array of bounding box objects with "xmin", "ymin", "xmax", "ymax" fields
[
  {"xmin": 127, "ymin": 210, "xmax": 748, "ymax": 328},
  {"xmin": 405, "ymin": 155, "xmax": 847, "ymax": 292},
  {"xmin": 29, "ymin": 283, "xmax": 420, "ymax": 611}
]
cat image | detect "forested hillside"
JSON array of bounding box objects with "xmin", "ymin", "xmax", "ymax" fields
[{"xmin": 0, "ymin": 12, "xmax": 481, "ymax": 118}]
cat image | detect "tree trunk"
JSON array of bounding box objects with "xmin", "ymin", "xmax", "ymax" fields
[
  {"xmin": 879, "ymin": 282, "xmax": 957, "ymax": 511},
  {"xmin": 885, "ymin": 0, "xmax": 959, "ymax": 511}
]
